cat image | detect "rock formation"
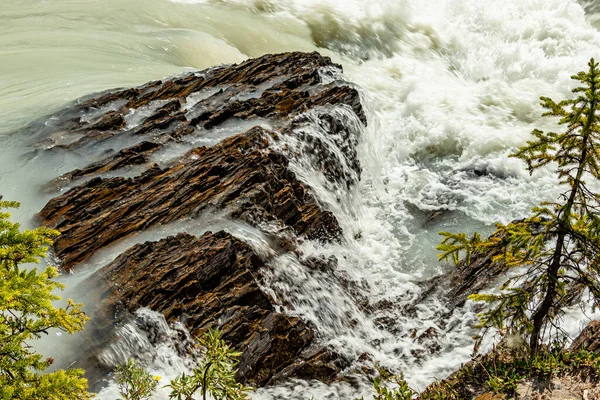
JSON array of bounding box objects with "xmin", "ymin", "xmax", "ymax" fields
[
  {"xmin": 36, "ymin": 52, "xmax": 365, "ymax": 387},
  {"xmin": 88, "ymin": 231, "xmax": 344, "ymax": 386},
  {"xmin": 39, "ymin": 126, "xmax": 343, "ymax": 269}
]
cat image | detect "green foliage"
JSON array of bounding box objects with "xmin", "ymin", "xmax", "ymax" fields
[
  {"xmin": 356, "ymin": 364, "xmax": 415, "ymax": 400},
  {"xmin": 437, "ymin": 232, "xmax": 482, "ymax": 266},
  {"xmin": 0, "ymin": 200, "xmax": 91, "ymax": 399},
  {"xmin": 479, "ymin": 351, "xmax": 522, "ymax": 395},
  {"xmin": 438, "ymin": 58, "xmax": 600, "ymax": 352},
  {"xmin": 417, "ymin": 379, "xmax": 459, "ymax": 400},
  {"xmin": 167, "ymin": 328, "xmax": 252, "ymax": 400},
  {"xmin": 115, "ymin": 359, "xmax": 160, "ymax": 400}
]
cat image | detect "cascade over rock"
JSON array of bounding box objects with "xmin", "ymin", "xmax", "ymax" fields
[
  {"xmin": 36, "ymin": 52, "xmax": 365, "ymax": 387},
  {"xmin": 88, "ymin": 231, "xmax": 344, "ymax": 386}
]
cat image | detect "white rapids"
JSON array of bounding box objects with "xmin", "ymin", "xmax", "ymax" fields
[{"xmin": 2, "ymin": 0, "xmax": 600, "ymax": 398}]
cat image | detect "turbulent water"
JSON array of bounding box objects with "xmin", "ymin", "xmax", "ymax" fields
[{"xmin": 3, "ymin": 0, "xmax": 600, "ymax": 398}]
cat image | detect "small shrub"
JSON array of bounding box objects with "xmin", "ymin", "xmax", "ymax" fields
[
  {"xmin": 167, "ymin": 328, "xmax": 252, "ymax": 400},
  {"xmin": 0, "ymin": 200, "xmax": 91, "ymax": 399},
  {"xmin": 115, "ymin": 359, "xmax": 160, "ymax": 400},
  {"xmin": 356, "ymin": 364, "xmax": 415, "ymax": 400},
  {"xmin": 419, "ymin": 345, "xmax": 600, "ymax": 398}
]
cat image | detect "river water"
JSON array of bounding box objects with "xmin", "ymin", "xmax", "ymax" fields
[{"xmin": 2, "ymin": 0, "xmax": 600, "ymax": 398}]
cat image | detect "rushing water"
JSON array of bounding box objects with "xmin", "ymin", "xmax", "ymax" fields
[{"xmin": 3, "ymin": 0, "xmax": 600, "ymax": 398}]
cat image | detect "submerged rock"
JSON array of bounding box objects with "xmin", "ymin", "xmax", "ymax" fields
[
  {"xmin": 36, "ymin": 52, "xmax": 366, "ymax": 387},
  {"xmin": 423, "ymin": 228, "xmax": 508, "ymax": 310}
]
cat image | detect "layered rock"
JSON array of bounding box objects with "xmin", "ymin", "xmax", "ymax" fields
[
  {"xmin": 89, "ymin": 231, "xmax": 343, "ymax": 386},
  {"xmin": 36, "ymin": 52, "xmax": 365, "ymax": 386},
  {"xmin": 39, "ymin": 126, "xmax": 343, "ymax": 269},
  {"xmin": 570, "ymin": 320, "xmax": 600, "ymax": 353},
  {"xmin": 39, "ymin": 52, "xmax": 363, "ymax": 271},
  {"xmin": 419, "ymin": 228, "xmax": 509, "ymax": 311},
  {"xmin": 37, "ymin": 51, "xmax": 364, "ymax": 190}
]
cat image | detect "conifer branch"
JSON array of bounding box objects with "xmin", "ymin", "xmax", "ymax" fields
[{"xmin": 439, "ymin": 58, "xmax": 600, "ymax": 353}]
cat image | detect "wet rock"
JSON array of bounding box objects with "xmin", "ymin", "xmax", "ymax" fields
[
  {"xmin": 404, "ymin": 202, "xmax": 453, "ymax": 227},
  {"xmin": 38, "ymin": 52, "xmax": 365, "ymax": 270},
  {"xmin": 416, "ymin": 327, "xmax": 441, "ymax": 353},
  {"xmin": 303, "ymin": 254, "xmax": 338, "ymax": 274},
  {"xmin": 432, "ymin": 242, "xmax": 507, "ymax": 310},
  {"xmin": 419, "ymin": 218, "xmax": 586, "ymax": 322},
  {"xmin": 88, "ymin": 231, "xmax": 334, "ymax": 386},
  {"xmin": 36, "ymin": 52, "xmax": 366, "ymax": 388},
  {"xmin": 414, "ymin": 224, "xmax": 515, "ymax": 317},
  {"xmin": 56, "ymin": 140, "xmax": 163, "ymax": 184},
  {"xmin": 36, "ymin": 52, "xmax": 364, "ymax": 190},
  {"xmin": 407, "ymin": 327, "xmax": 442, "ymax": 360},
  {"xmin": 40, "ymin": 126, "xmax": 343, "ymax": 270},
  {"xmin": 270, "ymin": 347, "xmax": 350, "ymax": 384}
]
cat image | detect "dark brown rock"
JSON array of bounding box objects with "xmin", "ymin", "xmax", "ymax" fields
[
  {"xmin": 270, "ymin": 347, "xmax": 349, "ymax": 384},
  {"xmin": 38, "ymin": 52, "xmax": 365, "ymax": 271},
  {"xmin": 419, "ymin": 219, "xmax": 586, "ymax": 318},
  {"xmin": 414, "ymin": 226, "xmax": 512, "ymax": 315},
  {"xmin": 52, "ymin": 140, "xmax": 163, "ymax": 186},
  {"xmin": 37, "ymin": 52, "xmax": 364, "ymax": 190},
  {"xmin": 88, "ymin": 230, "xmax": 335, "ymax": 386},
  {"xmin": 39, "ymin": 126, "xmax": 342, "ymax": 270},
  {"xmin": 436, "ymin": 236, "xmax": 507, "ymax": 309},
  {"xmin": 35, "ymin": 52, "xmax": 366, "ymax": 388}
]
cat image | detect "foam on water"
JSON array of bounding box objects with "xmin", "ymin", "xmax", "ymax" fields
[
  {"xmin": 93, "ymin": 308, "xmax": 199, "ymax": 400},
  {"xmin": 3, "ymin": 0, "xmax": 600, "ymax": 398}
]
